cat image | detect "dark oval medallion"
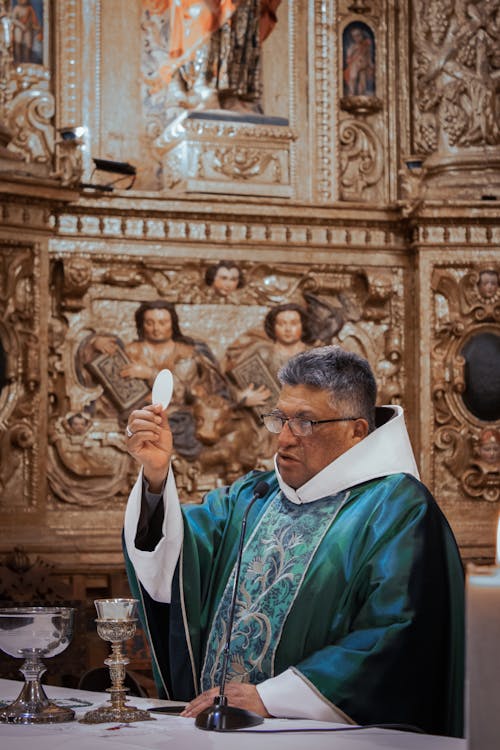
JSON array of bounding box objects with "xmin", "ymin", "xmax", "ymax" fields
[{"xmin": 460, "ymin": 332, "xmax": 500, "ymax": 421}]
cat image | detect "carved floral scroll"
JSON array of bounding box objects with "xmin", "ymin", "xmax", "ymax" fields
[{"xmin": 432, "ymin": 262, "xmax": 500, "ymax": 503}]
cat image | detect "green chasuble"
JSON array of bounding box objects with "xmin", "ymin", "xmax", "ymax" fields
[{"xmin": 124, "ymin": 469, "xmax": 464, "ymax": 737}]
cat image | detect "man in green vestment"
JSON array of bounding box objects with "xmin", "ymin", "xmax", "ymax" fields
[{"xmin": 123, "ymin": 346, "xmax": 464, "ymax": 736}]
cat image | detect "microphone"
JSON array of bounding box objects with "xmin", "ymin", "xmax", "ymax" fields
[{"xmin": 195, "ymin": 479, "xmax": 270, "ymax": 731}]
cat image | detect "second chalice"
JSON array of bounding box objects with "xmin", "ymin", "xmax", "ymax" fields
[
  {"xmin": 80, "ymin": 598, "xmax": 153, "ymax": 724},
  {"xmin": 0, "ymin": 606, "xmax": 75, "ymax": 723}
]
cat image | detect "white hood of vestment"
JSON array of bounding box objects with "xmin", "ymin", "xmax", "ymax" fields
[{"xmin": 275, "ymin": 405, "xmax": 420, "ymax": 505}]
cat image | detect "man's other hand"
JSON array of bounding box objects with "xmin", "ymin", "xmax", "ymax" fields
[{"xmin": 180, "ymin": 683, "xmax": 271, "ymax": 719}]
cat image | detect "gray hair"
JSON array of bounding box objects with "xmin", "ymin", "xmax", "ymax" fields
[{"xmin": 277, "ymin": 346, "xmax": 377, "ymax": 432}]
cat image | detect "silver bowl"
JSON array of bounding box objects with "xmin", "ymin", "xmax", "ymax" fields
[{"xmin": 0, "ymin": 606, "xmax": 75, "ymax": 723}]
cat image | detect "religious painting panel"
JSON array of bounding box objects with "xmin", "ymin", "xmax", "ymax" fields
[
  {"xmin": 48, "ymin": 251, "xmax": 407, "ymax": 508},
  {"xmin": 0, "ymin": 241, "xmax": 41, "ymax": 512},
  {"xmin": 342, "ymin": 21, "xmax": 376, "ymax": 99},
  {"xmin": 11, "ymin": 0, "xmax": 47, "ymax": 67},
  {"xmin": 337, "ymin": 7, "xmax": 386, "ymax": 204},
  {"xmin": 1, "ymin": 0, "xmax": 54, "ymax": 166},
  {"xmin": 430, "ymin": 259, "xmax": 500, "ymax": 554}
]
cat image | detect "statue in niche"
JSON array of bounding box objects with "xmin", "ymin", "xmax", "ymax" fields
[
  {"xmin": 0, "ymin": 1, "xmax": 20, "ymax": 147},
  {"xmin": 11, "ymin": 0, "xmax": 43, "ymax": 65},
  {"xmin": 76, "ymin": 300, "xmax": 229, "ymax": 458},
  {"xmin": 142, "ymin": 0, "xmax": 282, "ymax": 122},
  {"xmin": 342, "ymin": 22, "xmax": 375, "ymax": 97},
  {"xmin": 204, "ymin": 259, "xmax": 245, "ymax": 301}
]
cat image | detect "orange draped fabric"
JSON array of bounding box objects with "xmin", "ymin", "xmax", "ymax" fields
[
  {"xmin": 166, "ymin": 1, "xmax": 237, "ymax": 78},
  {"xmin": 146, "ymin": 1, "xmax": 281, "ymax": 88},
  {"xmin": 259, "ymin": 0, "xmax": 281, "ymax": 42}
]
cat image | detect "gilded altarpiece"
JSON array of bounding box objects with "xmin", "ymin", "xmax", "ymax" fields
[
  {"xmin": 0, "ymin": 0, "xmax": 498, "ymax": 585},
  {"xmin": 2, "ymin": 0, "xmax": 500, "ymax": 689},
  {"xmin": 46, "ymin": 251, "xmax": 407, "ymax": 526}
]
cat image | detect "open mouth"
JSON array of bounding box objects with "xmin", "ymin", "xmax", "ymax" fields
[{"xmin": 277, "ymin": 452, "xmax": 300, "ymax": 465}]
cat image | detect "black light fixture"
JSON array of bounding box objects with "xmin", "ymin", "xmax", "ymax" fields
[
  {"xmin": 58, "ymin": 126, "xmax": 86, "ymax": 142},
  {"xmin": 81, "ymin": 158, "xmax": 137, "ymax": 192}
]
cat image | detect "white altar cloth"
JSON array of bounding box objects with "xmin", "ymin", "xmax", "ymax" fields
[{"xmin": 0, "ymin": 678, "xmax": 466, "ymax": 750}]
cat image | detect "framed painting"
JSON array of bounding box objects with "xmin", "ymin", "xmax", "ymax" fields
[{"xmin": 11, "ymin": 0, "xmax": 48, "ymax": 67}]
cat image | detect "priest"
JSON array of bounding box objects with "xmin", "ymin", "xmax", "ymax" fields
[{"xmin": 123, "ymin": 346, "xmax": 464, "ymax": 737}]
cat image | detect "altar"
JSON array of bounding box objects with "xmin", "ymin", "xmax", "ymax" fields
[{"xmin": 0, "ymin": 679, "xmax": 465, "ymax": 750}]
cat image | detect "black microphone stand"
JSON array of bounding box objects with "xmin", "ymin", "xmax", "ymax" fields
[{"xmin": 195, "ymin": 480, "xmax": 270, "ymax": 731}]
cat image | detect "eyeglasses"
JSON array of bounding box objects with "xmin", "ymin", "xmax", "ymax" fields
[{"xmin": 261, "ymin": 413, "xmax": 361, "ymax": 437}]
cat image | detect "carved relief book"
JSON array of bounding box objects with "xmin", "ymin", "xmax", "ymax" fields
[{"xmin": 87, "ymin": 349, "xmax": 150, "ymax": 411}]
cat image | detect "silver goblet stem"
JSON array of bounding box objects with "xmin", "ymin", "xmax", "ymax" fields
[
  {"xmin": 80, "ymin": 599, "xmax": 153, "ymax": 724},
  {"xmin": 106, "ymin": 639, "xmax": 129, "ymax": 711}
]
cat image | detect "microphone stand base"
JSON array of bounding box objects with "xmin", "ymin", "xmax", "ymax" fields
[{"xmin": 195, "ymin": 704, "xmax": 264, "ymax": 731}]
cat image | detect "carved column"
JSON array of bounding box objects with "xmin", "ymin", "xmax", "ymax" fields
[
  {"xmin": 0, "ymin": 242, "xmax": 43, "ymax": 511},
  {"xmin": 411, "ymin": 0, "xmax": 500, "ymax": 199},
  {"xmin": 416, "ymin": 211, "xmax": 500, "ymax": 561}
]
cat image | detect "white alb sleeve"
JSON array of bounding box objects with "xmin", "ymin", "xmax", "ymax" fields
[
  {"xmin": 256, "ymin": 668, "xmax": 355, "ymax": 723},
  {"xmin": 123, "ymin": 466, "xmax": 183, "ymax": 603}
]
